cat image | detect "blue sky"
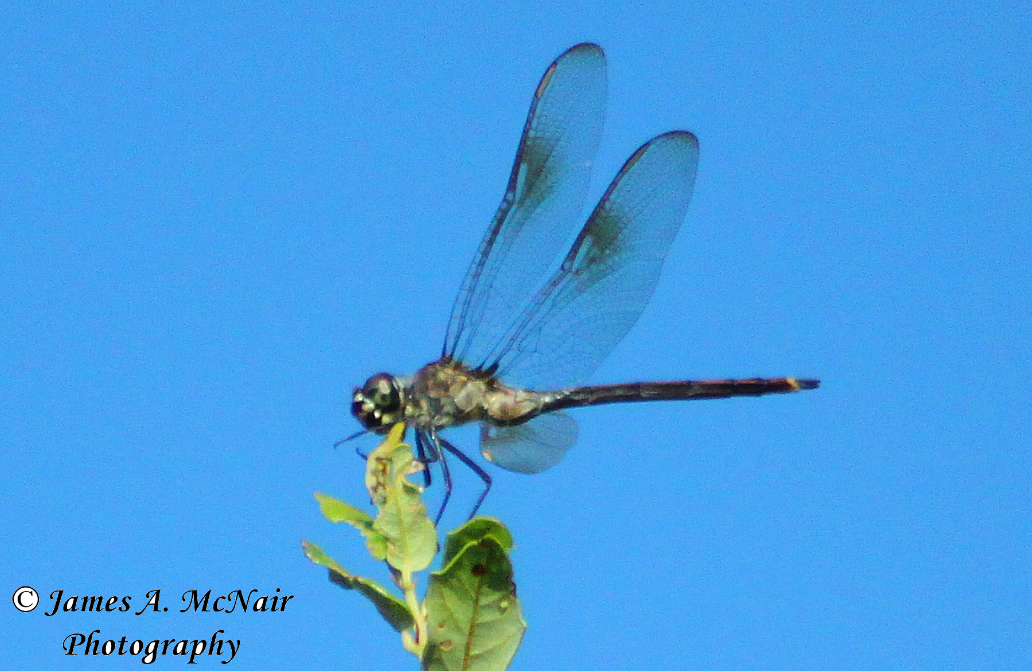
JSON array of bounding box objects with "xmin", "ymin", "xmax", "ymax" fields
[{"xmin": 3, "ymin": 2, "xmax": 1030, "ymax": 669}]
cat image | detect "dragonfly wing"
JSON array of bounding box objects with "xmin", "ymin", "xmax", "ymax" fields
[
  {"xmin": 488, "ymin": 131, "xmax": 700, "ymax": 390},
  {"xmin": 479, "ymin": 412, "xmax": 578, "ymax": 474},
  {"xmin": 444, "ymin": 43, "xmax": 607, "ymax": 370}
]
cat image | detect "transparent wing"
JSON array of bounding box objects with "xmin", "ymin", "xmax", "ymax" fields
[
  {"xmin": 485, "ymin": 131, "xmax": 700, "ymax": 390},
  {"xmin": 479, "ymin": 412, "xmax": 578, "ymax": 474},
  {"xmin": 443, "ymin": 43, "xmax": 607, "ymax": 369}
]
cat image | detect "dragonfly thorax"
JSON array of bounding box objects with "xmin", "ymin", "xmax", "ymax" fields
[
  {"xmin": 409, "ymin": 360, "xmax": 495, "ymax": 428},
  {"xmin": 410, "ymin": 359, "xmax": 559, "ymax": 428}
]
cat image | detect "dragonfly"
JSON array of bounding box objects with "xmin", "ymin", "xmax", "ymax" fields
[{"xmin": 350, "ymin": 43, "xmax": 818, "ymax": 519}]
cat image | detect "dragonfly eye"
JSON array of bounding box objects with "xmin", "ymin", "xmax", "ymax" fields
[{"xmin": 351, "ymin": 373, "xmax": 403, "ymax": 432}]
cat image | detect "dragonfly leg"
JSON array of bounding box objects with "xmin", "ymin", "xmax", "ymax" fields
[
  {"xmin": 413, "ymin": 431, "xmax": 435, "ymax": 488},
  {"xmin": 437, "ymin": 434, "xmax": 492, "ymax": 520},
  {"xmin": 424, "ymin": 430, "xmax": 454, "ymax": 524}
]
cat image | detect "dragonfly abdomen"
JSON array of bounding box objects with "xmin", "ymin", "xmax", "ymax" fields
[{"xmin": 541, "ymin": 377, "xmax": 819, "ymax": 414}]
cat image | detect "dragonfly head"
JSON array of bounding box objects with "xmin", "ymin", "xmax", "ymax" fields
[{"xmin": 352, "ymin": 372, "xmax": 405, "ymax": 433}]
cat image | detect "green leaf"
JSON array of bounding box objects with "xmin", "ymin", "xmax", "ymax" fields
[
  {"xmin": 301, "ymin": 540, "xmax": 415, "ymax": 632},
  {"xmin": 421, "ymin": 533, "xmax": 525, "ymax": 671},
  {"xmin": 314, "ymin": 492, "xmax": 388, "ymax": 561},
  {"xmin": 365, "ymin": 424, "xmax": 437, "ymax": 573},
  {"xmin": 315, "ymin": 492, "xmax": 373, "ymax": 525},
  {"xmin": 365, "ymin": 423, "xmax": 421, "ymax": 507},
  {"xmin": 440, "ymin": 518, "xmax": 514, "ymax": 568}
]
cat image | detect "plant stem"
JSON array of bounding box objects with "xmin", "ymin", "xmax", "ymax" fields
[{"xmin": 400, "ymin": 569, "xmax": 427, "ymax": 658}]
